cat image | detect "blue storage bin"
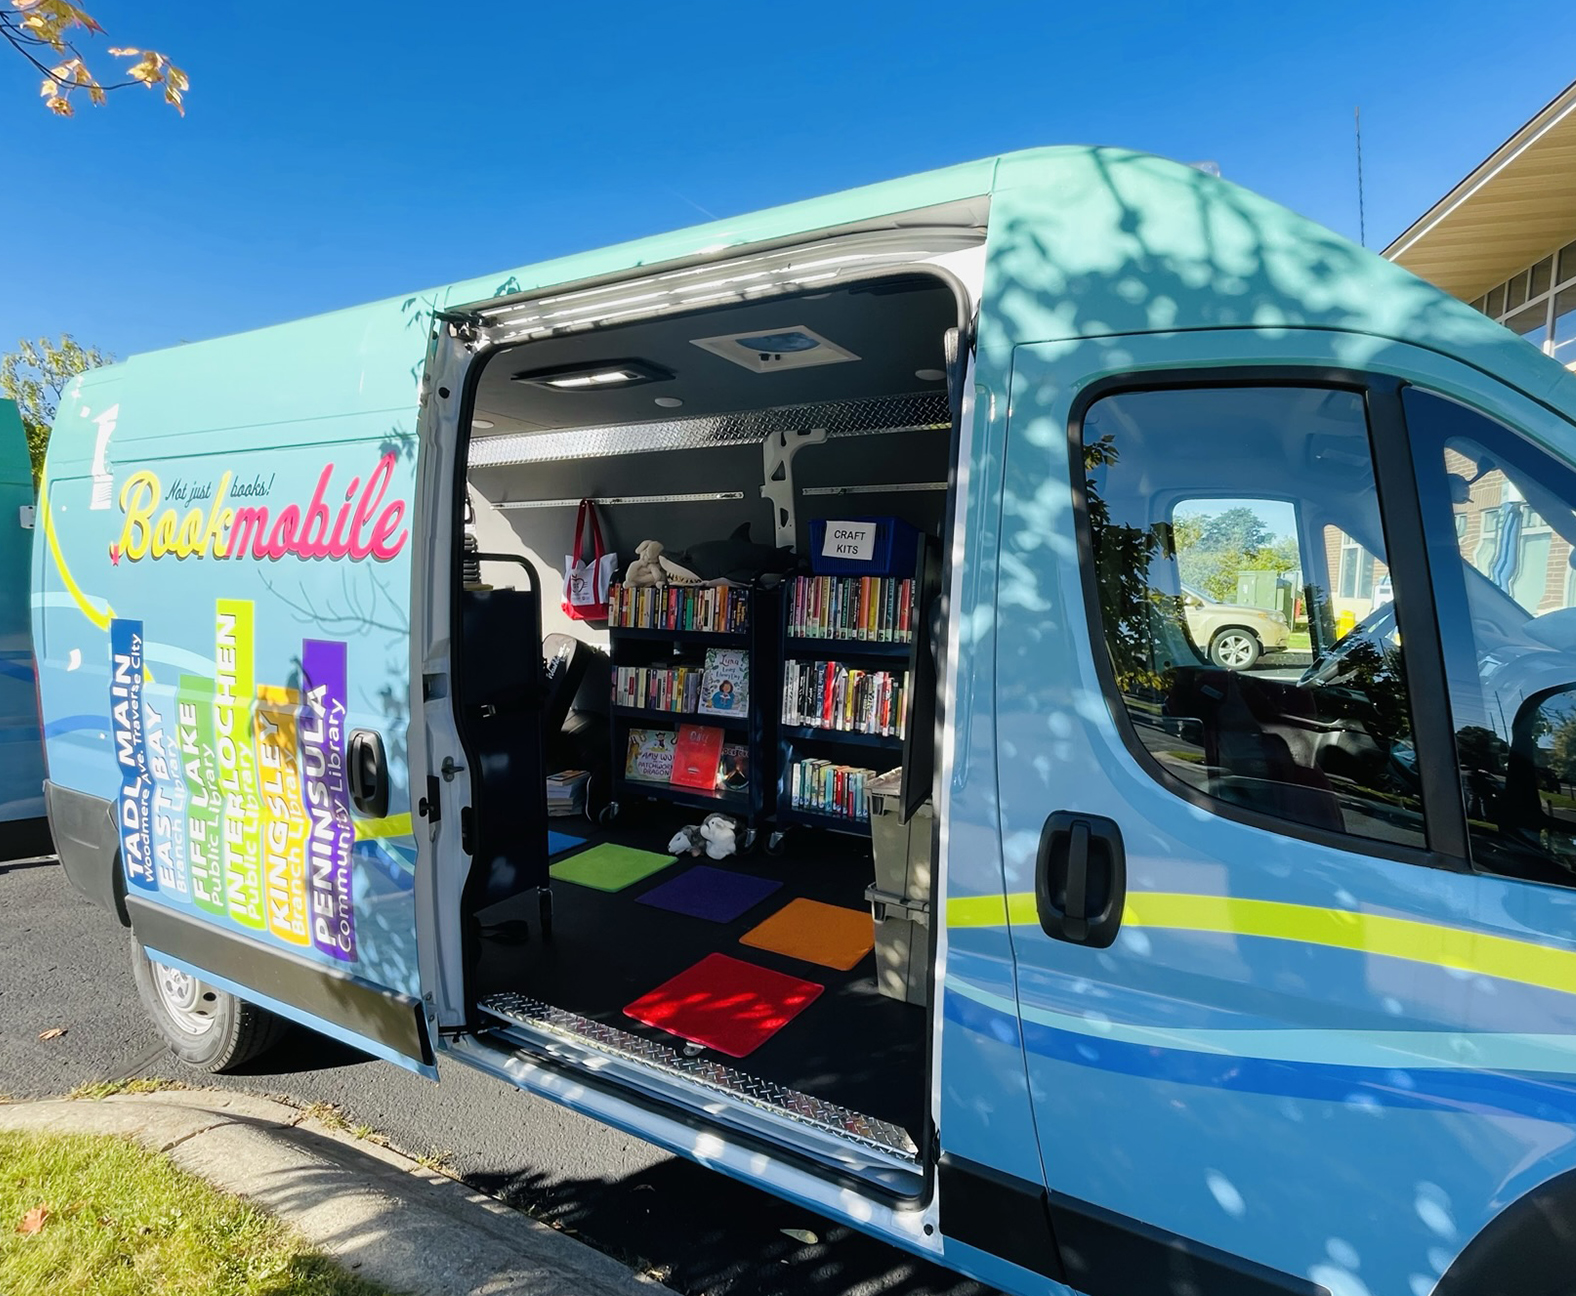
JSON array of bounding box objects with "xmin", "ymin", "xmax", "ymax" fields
[{"xmin": 808, "ymin": 516, "xmax": 921, "ymax": 577}]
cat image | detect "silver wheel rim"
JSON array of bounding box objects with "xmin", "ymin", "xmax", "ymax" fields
[
  {"xmin": 152, "ymin": 960, "xmax": 220, "ymax": 1036},
  {"xmin": 1215, "ymin": 633, "xmax": 1256, "ymax": 669}
]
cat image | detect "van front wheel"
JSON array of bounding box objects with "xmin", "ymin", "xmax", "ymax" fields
[{"xmin": 130, "ymin": 936, "xmax": 287, "ymax": 1072}]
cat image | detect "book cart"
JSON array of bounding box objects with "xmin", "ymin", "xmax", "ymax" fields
[
  {"xmin": 604, "ymin": 581, "xmax": 777, "ymax": 847},
  {"xmin": 772, "ymin": 536, "xmax": 936, "ymax": 849}
]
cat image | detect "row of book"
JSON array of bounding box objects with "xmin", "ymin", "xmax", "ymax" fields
[
  {"xmin": 789, "ymin": 758, "xmax": 885, "ymax": 823},
  {"xmin": 781, "ymin": 660, "xmax": 907, "ymax": 738},
  {"xmin": 625, "ymin": 725, "xmax": 751, "ymax": 792},
  {"xmin": 609, "ymin": 582, "xmax": 749, "ymax": 634},
  {"xmin": 785, "ymin": 575, "xmax": 914, "ymax": 643},
  {"xmin": 614, "ymin": 665, "xmax": 703, "ymax": 715},
  {"xmin": 612, "ymin": 648, "xmax": 751, "ymax": 717}
]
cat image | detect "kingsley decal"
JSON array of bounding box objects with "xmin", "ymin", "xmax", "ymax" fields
[{"xmin": 114, "ymin": 454, "xmax": 408, "ymax": 563}]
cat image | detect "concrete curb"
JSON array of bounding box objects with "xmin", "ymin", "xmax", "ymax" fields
[{"xmin": 0, "ymin": 1089, "xmax": 668, "ymax": 1296}]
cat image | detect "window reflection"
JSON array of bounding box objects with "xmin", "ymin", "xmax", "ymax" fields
[
  {"xmin": 1408, "ymin": 389, "xmax": 1576, "ymax": 884},
  {"xmin": 1082, "ymin": 387, "xmax": 1425, "ymax": 849}
]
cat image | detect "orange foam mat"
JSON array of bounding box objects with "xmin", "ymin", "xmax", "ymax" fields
[{"xmin": 740, "ymin": 897, "xmax": 874, "ymax": 971}]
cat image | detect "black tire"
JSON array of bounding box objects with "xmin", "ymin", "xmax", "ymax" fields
[
  {"xmin": 1208, "ymin": 627, "xmax": 1262, "ymax": 671},
  {"xmin": 129, "ymin": 935, "xmax": 287, "ymax": 1072}
]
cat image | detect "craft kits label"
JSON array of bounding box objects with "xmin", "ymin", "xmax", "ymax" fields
[{"xmin": 821, "ymin": 521, "xmax": 875, "ymax": 561}]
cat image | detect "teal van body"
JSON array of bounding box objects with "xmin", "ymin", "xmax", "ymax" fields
[
  {"xmin": 35, "ymin": 147, "xmax": 1576, "ymax": 1296},
  {"xmin": 0, "ymin": 398, "xmax": 45, "ymax": 831}
]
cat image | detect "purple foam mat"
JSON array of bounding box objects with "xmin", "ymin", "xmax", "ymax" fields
[{"xmin": 635, "ymin": 864, "xmax": 783, "ymax": 923}]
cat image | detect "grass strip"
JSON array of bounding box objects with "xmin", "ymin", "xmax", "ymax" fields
[{"xmin": 0, "ymin": 1130, "xmax": 397, "ymax": 1295}]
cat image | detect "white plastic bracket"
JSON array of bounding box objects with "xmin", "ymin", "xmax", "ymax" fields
[{"xmin": 761, "ymin": 426, "xmax": 827, "ymax": 550}]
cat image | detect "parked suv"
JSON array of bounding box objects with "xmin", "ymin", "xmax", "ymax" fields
[{"xmin": 1180, "ymin": 583, "xmax": 1290, "ymax": 670}]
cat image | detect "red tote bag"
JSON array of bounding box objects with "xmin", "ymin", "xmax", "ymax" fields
[{"xmin": 562, "ymin": 499, "xmax": 616, "ymax": 621}]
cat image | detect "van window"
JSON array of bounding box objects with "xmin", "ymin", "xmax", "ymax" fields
[
  {"xmin": 1080, "ymin": 385, "xmax": 1426, "ymax": 850},
  {"xmin": 1406, "ymin": 388, "xmax": 1576, "ymax": 884}
]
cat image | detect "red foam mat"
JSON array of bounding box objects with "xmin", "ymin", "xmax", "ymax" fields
[{"xmin": 623, "ymin": 952, "xmax": 824, "ymax": 1059}]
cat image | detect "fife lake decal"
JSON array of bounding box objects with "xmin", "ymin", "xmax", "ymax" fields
[
  {"xmin": 109, "ymin": 613, "xmax": 359, "ymax": 964},
  {"xmin": 111, "ymin": 453, "xmax": 408, "ymax": 564}
]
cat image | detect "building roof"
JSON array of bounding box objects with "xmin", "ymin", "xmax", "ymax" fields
[{"xmin": 1384, "ymin": 79, "xmax": 1576, "ymax": 300}]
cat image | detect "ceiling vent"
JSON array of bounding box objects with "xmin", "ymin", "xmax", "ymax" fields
[{"xmin": 690, "ymin": 325, "xmax": 858, "ymax": 374}]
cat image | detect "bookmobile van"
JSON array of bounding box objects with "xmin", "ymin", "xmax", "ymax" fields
[{"xmin": 35, "ymin": 146, "xmax": 1576, "ymax": 1296}]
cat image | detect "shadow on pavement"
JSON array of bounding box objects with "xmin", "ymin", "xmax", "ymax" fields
[{"xmin": 469, "ymin": 1155, "xmax": 995, "ymax": 1296}]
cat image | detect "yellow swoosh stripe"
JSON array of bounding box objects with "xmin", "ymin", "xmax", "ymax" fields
[
  {"xmin": 354, "ymin": 812, "xmax": 413, "ymax": 842},
  {"xmin": 40, "ymin": 481, "xmax": 113, "ymax": 631},
  {"xmin": 949, "ymin": 890, "xmax": 1576, "ymax": 997}
]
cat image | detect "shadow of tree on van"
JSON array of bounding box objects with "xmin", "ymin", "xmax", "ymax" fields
[{"xmin": 980, "ymin": 148, "xmax": 1571, "ymax": 1296}]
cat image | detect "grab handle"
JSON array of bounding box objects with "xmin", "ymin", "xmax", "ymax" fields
[
  {"xmin": 347, "ymin": 729, "xmax": 389, "ymax": 819},
  {"xmin": 1034, "ymin": 811, "xmax": 1126, "ymax": 948}
]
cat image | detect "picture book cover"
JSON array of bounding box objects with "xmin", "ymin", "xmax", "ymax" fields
[
  {"xmin": 698, "ymin": 647, "xmax": 749, "ymax": 717},
  {"xmin": 625, "ymin": 729, "xmax": 675, "ymax": 783},
  {"xmin": 672, "ymin": 723, "xmax": 726, "ymax": 790},
  {"xmin": 717, "ymin": 742, "xmax": 750, "ymax": 791}
]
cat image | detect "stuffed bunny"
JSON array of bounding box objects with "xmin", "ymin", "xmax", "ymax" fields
[
  {"xmin": 699, "ymin": 814, "xmax": 739, "ymax": 860},
  {"xmin": 624, "ymin": 539, "xmax": 667, "ymax": 588},
  {"xmin": 668, "ymin": 824, "xmax": 705, "ymax": 856}
]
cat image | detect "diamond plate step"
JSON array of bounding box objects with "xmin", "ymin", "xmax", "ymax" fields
[{"xmin": 478, "ymin": 992, "xmax": 920, "ymax": 1178}]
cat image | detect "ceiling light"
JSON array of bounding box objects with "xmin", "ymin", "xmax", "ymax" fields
[
  {"xmin": 654, "ymin": 397, "xmax": 684, "ymax": 409},
  {"xmin": 472, "ymin": 419, "xmax": 495, "ymax": 429},
  {"xmin": 916, "ymin": 368, "xmax": 946, "ymax": 382},
  {"xmin": 512, "ymin": 359, "xmax": 673, "ymax": 391}
]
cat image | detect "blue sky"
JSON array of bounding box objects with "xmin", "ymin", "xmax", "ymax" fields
[{"xmin": 4, "ymin": 0, "xmax": 1574, "ymax": 360}]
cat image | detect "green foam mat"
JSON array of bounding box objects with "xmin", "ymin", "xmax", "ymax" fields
[{"xmin": 548, "ymin": 842, "xmax": 676, "ymax": 892}]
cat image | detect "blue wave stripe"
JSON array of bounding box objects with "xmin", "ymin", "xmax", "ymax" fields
[
  {"xmin": 944, "ymin": 988, "xmax": 1576, "ymax": 1122},
  {"xmin": 43, "ymin": 714, "xmax": 104, "ymax": 738}
]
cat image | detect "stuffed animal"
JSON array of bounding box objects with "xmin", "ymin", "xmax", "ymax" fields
[
  {"xmin": 624, "ymin": 540, "xmax": 667, "ymax": 588},
  {"xmin": 667, "ymin": 824, "xmax": 705, "ymax": 856},
  {"xmin": 699, "ymin": 813, "xmax": 739, "ymax": 860}
]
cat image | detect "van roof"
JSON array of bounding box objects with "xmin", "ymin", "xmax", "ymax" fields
[{"xmin": 55, "ymin": 146, "xmax": 1576, "ymax": 466}]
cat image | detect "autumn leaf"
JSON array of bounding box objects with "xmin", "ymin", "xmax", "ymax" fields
[
  {"xmin": 37, "ymin": 1027, "xmax": 66, "ymax": 1040},
  {"xmin": 6, "ymin": 2, "xmax": 187, "ymax": 114},
  {"xmin": 16, "ymin": 1205, "xmax": 48, "ymax": 1235}
]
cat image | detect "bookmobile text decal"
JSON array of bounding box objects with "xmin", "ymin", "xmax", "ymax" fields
[{"xmin": 110, "ymin": 606, "xmax": 357, "ymax": 962}]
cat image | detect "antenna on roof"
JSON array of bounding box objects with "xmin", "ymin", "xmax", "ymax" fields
[{"xmin": 1354, "ymin": 106, "xmax": 1367, "ymax": 248}]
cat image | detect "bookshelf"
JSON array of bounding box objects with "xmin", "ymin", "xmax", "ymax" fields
[
  {"xmin": 773, "ymin": 539, "xmax": 933, "ymax": 840},
  {"xmin": 604, "ymin": 582, "xmax": 776, "ymax": 840}
]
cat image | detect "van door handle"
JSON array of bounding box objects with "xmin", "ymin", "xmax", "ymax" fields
[
  {"xmin": 1034, "ymin": 811, "xmax": 1126, "ymax": 948},
  {"xmin": 347, "ymin": 730, "xmax": 389, "ymax": 819}
]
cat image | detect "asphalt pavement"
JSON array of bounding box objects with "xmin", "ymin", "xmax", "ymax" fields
[{"xmin": 0, "ymin": 853, "xmax": 991, "ymax": 1296}]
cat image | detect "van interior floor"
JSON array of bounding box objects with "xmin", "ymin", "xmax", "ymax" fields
[{"xmin": 471, "ymin": 813, "xmax": 927, "ymax": 1141}]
